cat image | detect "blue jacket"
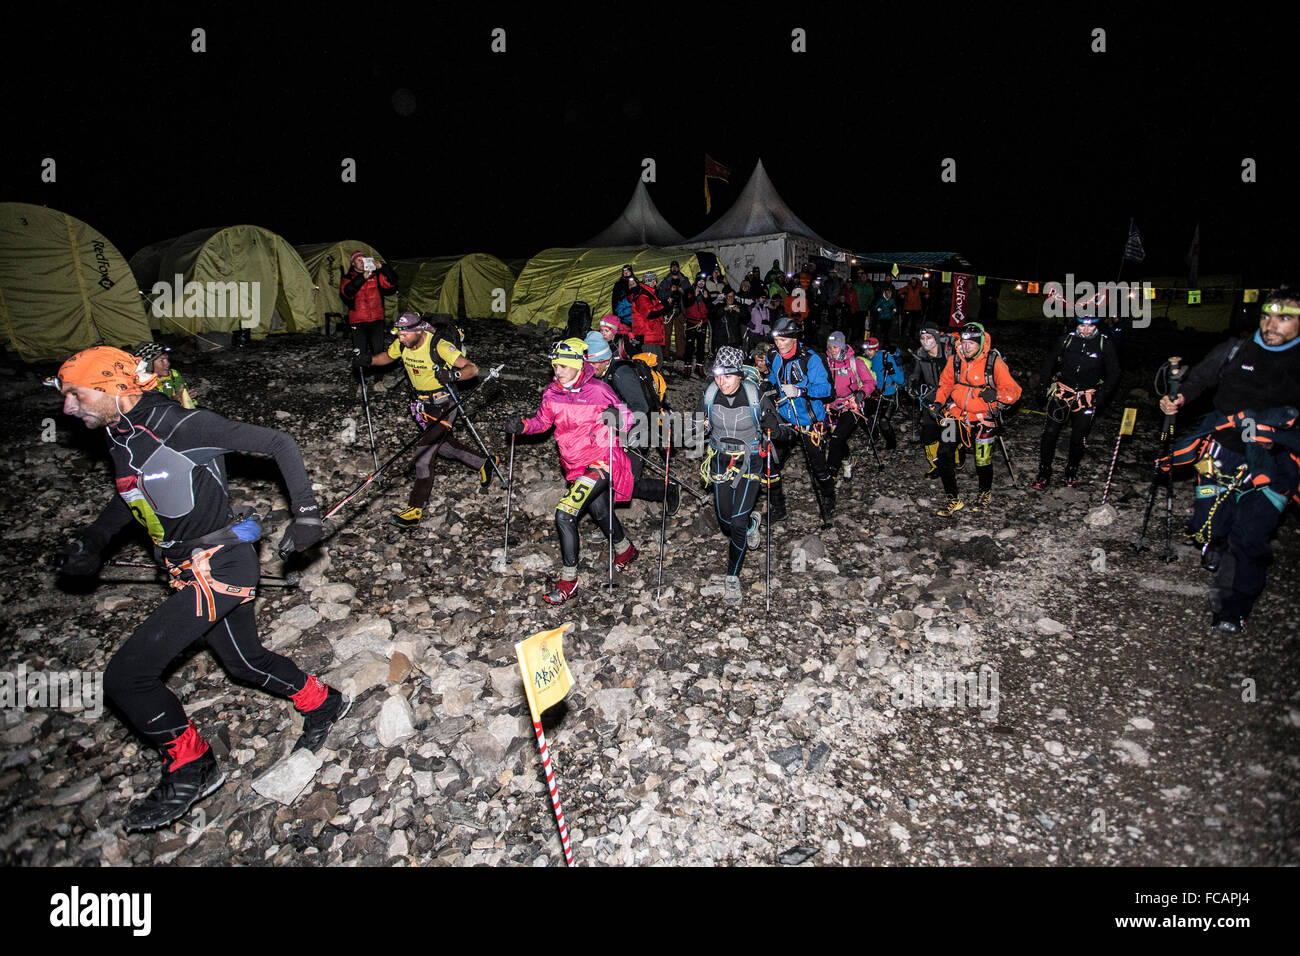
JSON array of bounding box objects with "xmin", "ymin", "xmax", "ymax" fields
[
  {"xmin": 770, "ymin": 347, "xmax": 832, "ymax": 427},
  {"xmin": 869, "ymin": 350, "xmax": 905, "ymax": 397}
]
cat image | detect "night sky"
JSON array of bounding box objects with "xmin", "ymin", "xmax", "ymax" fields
[{"xmin": 6, "ymin": 6, "xmax": 1293, "ymax": 283}]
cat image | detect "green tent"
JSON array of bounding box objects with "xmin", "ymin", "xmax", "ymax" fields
[
  {"xmin": 151, "ymin": 225, "xmax": 320, "ymax": 338},
  {"xmin": 394, "ymin": 254, "xmax": 516, "ymax": 320},
  {"xmin": 0, "ymin": 202, "xmax": 153, "ymax": 362},
  {"xmin": 296, "ymin": 240, "xmax": 397, "ymax": 327},
  {"xmin": 508, "ymin": 247, "xmax": 700, "ymax": 328}
]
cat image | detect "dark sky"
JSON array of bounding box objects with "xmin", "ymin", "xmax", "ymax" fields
[{"xmin": 6, "ymin": 6, "xmax": 1293, "ymax": 283}]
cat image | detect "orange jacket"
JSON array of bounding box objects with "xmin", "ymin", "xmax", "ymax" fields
[{"xmin": 934, "ymin": 332, "xmax": 1021, "ymax": 422}]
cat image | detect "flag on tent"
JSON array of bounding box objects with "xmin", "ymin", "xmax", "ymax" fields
[
  {"xmin": 704, "ymin": 154, "xmax": 731, "ymax": 214},
  {"xmin": 1123, "ymin": 218, "xmax": 1146, "ymax": 263},
  {"xmin": 1185, "ymin": 223, "xmax": 1200, "ymax": 287}
]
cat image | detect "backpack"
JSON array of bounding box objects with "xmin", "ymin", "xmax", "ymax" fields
[
  {"xmin": 703, "ymin": 380, "xmax": 763, "ymax": 438},
  {"xmin": 613, "ymin": 354, "xmax": 669, "ymax": 412},
  {"xmin": 566, "ymin": 300, "xmax": 592, "ymax": 339},
  {"xmin": 951, "ymin": 345, "xmax": 1000, "ymax": 386}
]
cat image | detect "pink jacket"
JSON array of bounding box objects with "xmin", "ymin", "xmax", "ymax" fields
[
  {"xmin": 826, "ymin": 346, "xmax": 876, "ymax": 409},
  {"xmin": 523, "ymin": 364, "xmax": 634, "ymax": 501}
]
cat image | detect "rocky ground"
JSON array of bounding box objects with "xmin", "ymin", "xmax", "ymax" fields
[{"xmin": 1, "ymin": 319, "xmax": 1296, "ymax": 867}]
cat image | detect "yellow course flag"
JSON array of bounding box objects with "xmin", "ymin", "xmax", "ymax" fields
[
  {"xmin": 941, "ymin": 271, "xmax": 952, "ymax": 283},
  {"xmin": 1120, "ymin": 407, "xmax": 1137, "ymax": 437},
  {"xmin": 515, "ymin": 624, "xmax": 575, "ymax": 722},
  {"xmin": 891, "ymin": 263, "xmax": 900, "ymax": 277},
  {"xmin": 1243, "ymin": 289, "xmax": 1259, "ymax": 303}
]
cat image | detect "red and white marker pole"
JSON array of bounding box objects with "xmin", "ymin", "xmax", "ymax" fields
[{"xmin": 532, "ymin": 719, "xmax": 574, "ymax": 866}]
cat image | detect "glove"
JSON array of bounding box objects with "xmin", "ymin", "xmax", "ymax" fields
[
  {"xmin": 278, "ymin": 503, "xmax": 324, "ymax": 558},
  {"xmin": 506, "ymin": 414, "xmax": 526, "ymax": 437},
  {"xmin": 929, "ymin": 402, "xmax": 947, "ymax": 420},
  {"xmin": 980, "ymin": 386, "xmax": 998, "ymax": 403},
  {"xmin": 443, "ymin": 366, "xmax": 463, "ymax": 382},
  {"xmin": 781, "ymin": 383, "xmax": 802, "ymax": 398},
  {"xmin": 53, "ymin": 538, "xmax": 100, "ymax": 576},
  {"xmin": 351, "ymin": 349, "xmax": 370, "ymax": 369},
  {"xmin": 760, "ymin": 407, "xmax": 784, "ymax": 432}
]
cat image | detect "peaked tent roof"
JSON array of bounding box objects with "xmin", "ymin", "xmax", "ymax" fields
[
  {"xmin": 688, "ymin": 160, "xmax": 829, "ymax": 244},
  {"xmin": 585, "ymin": 181, "xmax": 686, "ymax": 247}
]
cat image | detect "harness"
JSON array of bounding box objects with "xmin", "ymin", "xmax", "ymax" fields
[
  {"xmin": 700, "ymin": 381, "xmax": 774, "ymax": 487},
  {"xmin": 1046, "ymin": 381, "xmax": 1097, "ymax": 422},
  {"xmin": 159, "ymin": 512, "xmax": 262, "ymax": 622}
]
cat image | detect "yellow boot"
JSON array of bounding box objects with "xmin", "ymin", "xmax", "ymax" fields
[{"xmin": 937, "ymin": 494, "xmax": 964, "ymax": 517}]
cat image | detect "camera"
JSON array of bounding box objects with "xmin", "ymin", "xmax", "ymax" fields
[{"xmin": 362, "ymin": 257, "xmax": 377, "ymax": 272}]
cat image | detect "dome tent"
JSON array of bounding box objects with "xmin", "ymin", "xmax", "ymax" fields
[
  {"xmin": 508, "ymin": 247, "xmax": 700, "ymax": 329},
  {"xmin": 296, "ymin": 240, "xmax": 397, "ymax": 327},
  {"xmin": 0, "ymin": 202, "xmax": 152, "ymax": 362},
  {"xmin": 152, "ymin": 225, "xmax": 320, "ymax": 338},
  {"xmin": 393, "ymin": 254, "xmax": 517, "ymax": 320}
]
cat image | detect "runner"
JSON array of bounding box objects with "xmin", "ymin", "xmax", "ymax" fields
[
  {"xmin": 134, "ymin": 341, "xmax": 196, "ymax": 409},
  {"xmin": 930, "ymin": 322, "xmax": 1023, "ymax": 515},
  {"xmin": 697, "ymin": 346, "xmax": 792, "ymax": 604},
  {"xmin": 1033, "ymin": 313, "xmax": 1120, "ymax": 489},
  {"xmin": 823, "ymin": 331, "xmax": 878, "ymax": 479},
  {"xmin": 861, "ymin": 337, "xmax": 904, "ymax": 455},
  {"xmin": 506, "ymin": 338, "xmax": 637, "ymax": 604},
  {"xmin": 1157, "ymin": 287, "xmax": 1300, "ymax": 632},
  {"xmin": 50, "ymin": 347, "xmax": 347, "ymax": 832},
  {"xmin": 769, "ymin": 316, "xmax": 836, "ymax": 524},
  {"xmin": 354, "ymin": 311, "xmax": 493, "ymax": 528},
  {"xmin": 907, "ymin": 327, "xmax": 955, "ymax": 479}
]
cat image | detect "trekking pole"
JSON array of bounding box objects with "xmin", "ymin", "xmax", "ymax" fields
[
  {"xmin": 357, "ymin": 364, "xmax": 379, "ymax": 472},
  {"xmin": 104, "ymin": 560, "xmax": 300, "ymax": 588},
  {"xmin": 321, "ymin": 429, "xmax": 427, "ymax": 523},
  {"xmin": 993, "ymin": 408, "xmax": 1017, "ymax": 483},
  {"xmin": 626, "ymin": 447, "xmax": 708, "ymax": 501},
  {"xmin": 1133, "ymin": 357, "xmax": 1185, "ymax": 554},
  {"xmin": 503, "ymin": 434, "xmax": 515, "ymax": 563},
  {"xmin": 1100, "ymin": 407, "xmax": 1137, "ymax": 506},
  {"xmin": 852, "ymin": 401, "xmax": 885, "ymax": 470},
  {"xmin": 442, "ymin": 365, "xmax": 509, "ymax": 489},
  {"xmin": 606, "ymin": 417, "xmax": 615, "ymax": 591},
  {"xmin": 765, "ymin": 428, "xmax": 772, "ymax": 617},
  {"xmin": 655, "ymin": 442, "xmax": 671, "ymax": 602},
  {"xmin": 865, "ymin": 391, "xmax": 886, "ymax": 471}
]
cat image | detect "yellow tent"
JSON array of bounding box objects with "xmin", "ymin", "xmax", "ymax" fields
[
  {"xmin": 0, "ymin": 202, "xmax": 152, "ymax": 362},
  {"xmin": 394, "ymin": 254, "xmax": 516, "ymax": 320},
  {"xmin": 509, "ymin": 247, "xmax": 700, "ymax": 328},
  {"xmin": 296, "ymin": 240, "xmax": 397, "ymax": 327}
]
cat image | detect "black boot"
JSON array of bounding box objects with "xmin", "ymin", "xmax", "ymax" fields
[
  {"xmin": 124, "ymin": 749, "xmax": 224, "ymax": 833},
  {"xmin": 768, "ymin": 481, "xmax": 787, "ymax": 524},
  {"xmin": 296, "ymin": 686, "xmax": 353, "ymax": 753},
  {"xmin": 818, "ymin": 478, "xmax": 836, "ymax": 524}
]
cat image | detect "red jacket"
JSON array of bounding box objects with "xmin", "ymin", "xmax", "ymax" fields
[
  {"xmin": 628, "ymin": 282, "xmax": 666, "ymax": 346},
  {"xmin": 340, "ymin": 266, "xmax": 397, "ymax": 325}
]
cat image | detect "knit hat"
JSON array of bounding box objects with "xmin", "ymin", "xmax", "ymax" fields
[
  {"xmin": 642, "ymin": 271, "xmax": 658, "ymax": 285},
  {"xmin": 584, "ymin": 331, "xmax": 612, "ymax": 362},
  {"xmin": 712, "ymin": 346, "xmax": 746, "ymax": 376},
  {"xmin": 827, "ymin": 331, "xmax": 847, "ymax": 351},
  {"xmin": 135, "ymin": 341, "xmax": 167, "ymax": 365},
  {"xmin": 863, "ymin": 337, "xmax": 881, "ymax": 350},
  {"xmin": 599, "ymin": 314, "xmax": 631, "ymax": 335}
]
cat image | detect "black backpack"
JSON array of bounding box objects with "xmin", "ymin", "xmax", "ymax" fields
[
  {"xmin": 611, "ymin": 358, "xmax": 668, "ymax": 413},
  {"xmin": 566, "ymin": 300, "xmax": 592, "ymax": 339}
]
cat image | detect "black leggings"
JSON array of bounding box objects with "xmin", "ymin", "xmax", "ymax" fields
[
  {"xmin": 1039, "ymin": 401, "xmax": 1097, "ymax": 474},
  {"xmin": 104, "ymin": 544, "xmax": 309, "ymax": 749},
  {"xmin": 938, "ymin": 421, "xmax": 997, "ymax": 496},
  {"xmin": 555, "ymin": 469, "xmax": 625, "ymax": 571},
  {"xmin": 826, "ymin": 411, "xmax": 860, "ymax": 472},
  {"xmin": 684, "ymin": 324, "xmax": 709, "ymax": 365},
  {"xmin": 350, "ymin": 320, "xmax": 387, "ymax": 357},
  {"xmin": 409, "ymin": 405, "xmax": 487, "ymax": 507},
  {"xmin": 712, "ymin": 463, "xmax": 761, "ymax": 577}
]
